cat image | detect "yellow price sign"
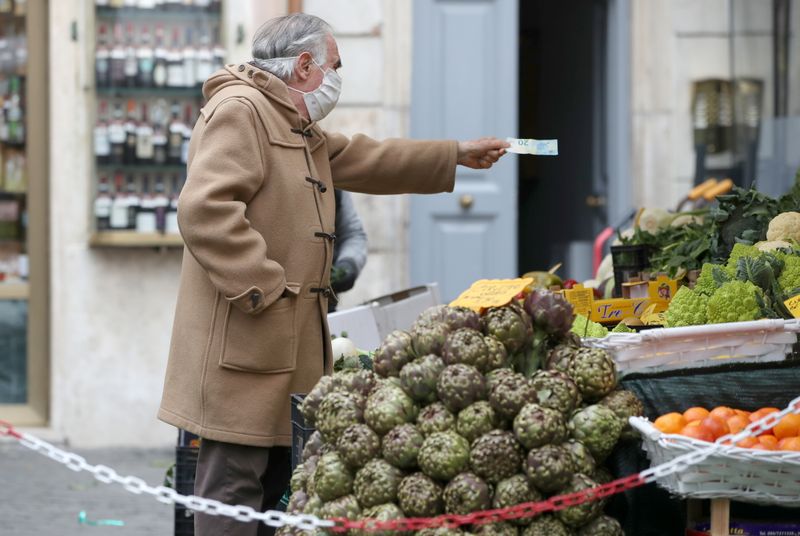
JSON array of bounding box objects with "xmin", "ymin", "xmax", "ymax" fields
[
  {"xmin": 450, "ymin": 278, "xmax": 533, "ymax": 312},
  {"xmin": 785, "ymin": 295, "xmax": 800, "ymax": 319}
]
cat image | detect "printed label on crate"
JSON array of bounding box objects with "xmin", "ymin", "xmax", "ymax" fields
[
  {"xmin": 785, "ymin": 294, "xmax": 800, "ymax": 319},
  {"xmin": 449, "ymin": 278, "xmax": 533, "ymax": 311}
]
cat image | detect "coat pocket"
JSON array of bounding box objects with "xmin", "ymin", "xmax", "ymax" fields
[{"xmin": 218, "ymin": 284, "xmax": 299, "ymax": 374}]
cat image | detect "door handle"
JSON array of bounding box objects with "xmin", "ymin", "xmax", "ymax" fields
[
  {"xmin": 585, "ymin": 195, "xmax": 607, "ymax": 208},
  {"xmin": 459, "ymin": 194, "xmax": 474, "ymax": 210}
]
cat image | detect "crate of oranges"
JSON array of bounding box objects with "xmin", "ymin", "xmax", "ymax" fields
[{"xmin": 629, "ymin": 403, "xmax": 800, "ymax": 505}]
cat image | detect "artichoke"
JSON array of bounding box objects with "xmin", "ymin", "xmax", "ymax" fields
[
  {"xmin": 470, "ymin": 430, "xmax": 523, "ymax": 484},
  {"xmin": 286, "ymin": 490, "xmax": 308, "ymax": 514},
  {"xmin": 485, "ymin": 368, "xmax": 516, "ymax": 392},
  {"xmin": 530, "ymin": 370, "xmax": 582, "ymax": 416},
  {"xmin": 411, "ymin": 319, "xmax": 451, "ymax": 357},
  {"xmin": 302, "ymin": 455, "xmax": 320, "ymax": 494},
  {"xmin": 545, "ymin": 342, "xmax": 580, "ymax": 373},
  {"xmin": 472, "ymin": 522, "xmax": 518, "ymax": 536},
  {"xmin": 577, "ymin": 514, "xmax": 623, "ymax": 536},
  {"xmin": 382, "ymin": 423, "xmax": 424, "ymax": 469},
  {"xmin": 316, "ymin": 392, "xmax": 364, "ymax": 444},
  {"xmin": 523, "ymin": 289, "xmax": 575, "ymax": 337},
  {"xmin": 373, "ymin": 330, "xmax": 415, "ymax": 378},
  {"xmin": 337, "ymin": 423, "xmax": 381, "ymax": 468},
  {"xmin": 303, "ymin": 494, "xmax": 323, "ymax": 516},
  {"xmin": 332, "ymin": 368, "xmax": 378, "ymax": 399},
  {"xmin": 399, "ymin": 354, "xmax": 445, "ymax": 404},
  {"xmin": 481, "ymin": 304, "xmax": 533, "ymax": 355},
  {"xmin": 457, "ymin": 401, "xmax": 501, "ymax": 444},
  {"xmin": 352, "ymin": 503, "xmax": 405, "ymax": 536},
  {"xmin": 443, "ymin": 328, "xmax": 491, "ymax": 371},
  {"xmin": 436, "ymin": 364, "xmax": 487, "ymax": 413},
  {"xmin": 290, "ymin": 462, "xmax": 309, "ymax": 493},
  {"xmin": 364, "ymin": 383, "xmax": 418, "ymax": 435},
  {"xmin": 312, "ymin": 452, "xmax": 353, "ymax": 502},
  {"xmin": 300, "ymin": 375, "xmax": 335, "ymax": 427},
  {"xmin": 443, "ymin": 472, "xmax": 491, "ymax": 514},
  {"xmin": 488, "ymin": 372, "xmax": 535, "ymax": 420},
  {"xmin": 513, "ymin": 403, "xmax": 568, "ymax": 449},
  {"xmin": 417, "ymin": 402, "xmax": 456, "ymax": 436},
  {"xmin": 492, "ymin": 474, "xmax": 542, "ymax": 526},
  {"xmin": 524, "ymin": 444, "xmax": 575, "ymax": 493},
  {"xmin": 301, "ymin": 430, "xmax": 324, "ymax": 462},
  {"xmin": 441, "ymin": 306, "xmax": 482, "ymax": 331},
  {"xmin": 599, "ymin": 389, "xmax": 645, "ymax": 441},
  {"xmin": 353, "ymin": 458, "xmax": 404, "ymax": 508},
  {"xmin": 567, "ymin": 348, "xmax": 617, "ymax": 402},
  {"xmin": 569, "ymin": 404, "xmax": 623, "ymax": 462},
  {"xmin": 521, "ymin": 515, "xmax": 572, "ymax": 536},
  {"xmin": 418, "ymin": 529, "xmax": 466, "ymax": 536},
  {"xmin": 416, "ymin": 304, "xmax": 448, "ymax": 325},
  {"xmin": 398, "ymin": 472, "xmax": 444, "ymax": 517},
  {"xmin": 319, "ymin": 494, "xmax": 361, "ymax": 521},
  {"xmin": 418, "ymin": 431, "xmax": 470, "ymax": 481},
  {"xmin": 563, "ymin": 439, "xmax": 596, "ymax": 476},
  {"xmin": 483, "ymin": 334, "xmax": 509, "ymax": 372},
  {"xmin": 554, "ymin": 474, "xmax": 602, "ymax": 528}
]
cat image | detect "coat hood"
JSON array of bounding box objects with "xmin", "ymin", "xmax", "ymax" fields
[{"xmin": 203, "ymin": 63, "xmax": 302, "ymax": 118}]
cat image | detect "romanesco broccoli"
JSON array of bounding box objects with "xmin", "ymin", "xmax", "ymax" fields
[
  {"xmin": 665, "ymin": 286, "xmax": 709, "ymax": 327},
  {"xmin": 726, "ymin": 243, "xmax": 761, "ymax": 272},
  {"xmin": 571, "ymin": 314, "xmax": 609, "ymax": 338},
  {"xmin": 707, "ymin": 280, "xmax": 763, "ymax": 324},
  {"xmin": 693, "ymin": 263, "xmax": 732, "ymax": 296},
  {"xmin": 777, "ymin": 253, "xmax": 800, "ymax": 292},
  {"xmin": 611, "ymin": 322, "xmax": 635, "ymax": 333}
]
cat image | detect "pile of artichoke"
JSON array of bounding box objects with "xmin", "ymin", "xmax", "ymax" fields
[{"xmin": 283, "ymin": 291, "xmax": 643, "ymax": 536}]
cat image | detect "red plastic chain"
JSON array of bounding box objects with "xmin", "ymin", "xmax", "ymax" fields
[
  {"xmin": 331, "ymin": 473, "xmax": 647, "ymax": 532},
  {"xmin": 0, "ymin": 420, "xmax": 22, "ymax": 439}
]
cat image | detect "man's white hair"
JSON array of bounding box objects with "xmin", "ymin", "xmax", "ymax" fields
[{"xmin": 251, "ymin": 13, "xmax": 332, "ymax": 82}]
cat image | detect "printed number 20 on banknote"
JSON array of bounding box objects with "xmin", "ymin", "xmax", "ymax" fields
[{"xmin": 505, "ymin": 138, "xmax": 558, "ymax": 156}]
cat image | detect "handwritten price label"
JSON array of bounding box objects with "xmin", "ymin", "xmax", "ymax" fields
[
  {"xmin": 449, "ymin": 278, "xmax": 533, "ymax": 312},
  {"xmin": 785, "ymin": 295, "xmax": 800, "ymax": 319}
]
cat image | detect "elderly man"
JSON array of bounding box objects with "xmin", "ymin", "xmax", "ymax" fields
[{"xmin": 158, "ymin": 12, "xmax": 508, "ymax": 536}]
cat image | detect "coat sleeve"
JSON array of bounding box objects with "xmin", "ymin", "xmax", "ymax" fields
[
  {"xmin": 178, "ymin": 98, "xmax": 287, "ymax": 315},
  {"xmin": 325, "ymin": 132, "xmax": 458, "ymax": 195},
  {"xmin": 333, "ymin": 189, "xmax": 368, "ymax": 273}
]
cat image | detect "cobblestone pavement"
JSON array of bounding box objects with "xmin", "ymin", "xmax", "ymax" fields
[{"xmin": 0, "ymin": 441, "xmax": 176, "ymax": 536}]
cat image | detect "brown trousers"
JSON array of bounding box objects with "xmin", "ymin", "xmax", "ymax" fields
[{"xmin": 194, "ymin": 439, "xmax": 292, "ymax": 536}]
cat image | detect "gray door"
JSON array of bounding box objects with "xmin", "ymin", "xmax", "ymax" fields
[{"xmin": 409, "ymin": 0, "xmax": 519, "ymax": 303}]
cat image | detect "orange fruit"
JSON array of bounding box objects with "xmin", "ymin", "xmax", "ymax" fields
[
  {"xmin": 749, "ymin": 443, "xmax": 771, "ymax": 450},
  {"xmin": 779, "ymin": 437, "xmax": 800, "ymax": 451},
  {"xmin": 734, "ymin": 409, "xmax": 752, "ymax": 420},
  {"xmin": 758, "ymin": 435, "xmax": 778, "ymax": 449},
  {"xmin": 683, "ymin": 407, "xmax": 710, "ymax": 423},
  {"xmin": 700, "ymin": 416, "xmax": 730, "ymax": 440},
  {"xmin": 736, "ymin": 437, "xmax": 758, "ymax": 448},
  {"xmin": 654, "ymin": 412, "xmax": 687, "ymax": 434},
  {"xmin": 709, "ymin": 406, "xmax": 736, "ymax": 421},
  {"xmin": 726, "ymin": 415, "xmax": 750, "ymax": 434},
  {"xmin": 773, "ymin": 414, "xmax": 800, "ymax": 440},
  {"xmin": 680, "ymin": 423, "xmax": 714, "ymax": 442},
  {"xmin": 749, "ymin": 407, "xmax": 780, "ymax": 423}
]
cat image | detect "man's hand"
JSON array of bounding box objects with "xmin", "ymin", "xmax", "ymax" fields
[
  {"xmin": 330, "ymin": 258, "xmax": 358, "ymax": 293},
  {"xmin": 457, "ymin": 137, "xmax": 511, "ymax": 169}
]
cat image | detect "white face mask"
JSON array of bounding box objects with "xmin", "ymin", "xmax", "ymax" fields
[{"xmin": 288, "ymin": 60, "xmax": 342, "ymax": 122}]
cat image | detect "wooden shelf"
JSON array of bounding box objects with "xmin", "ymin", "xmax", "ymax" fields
[
  {"xmin": 89, "ymin": 231, "xmax": 183, "ymax": 248},
  {"xmin": 0, "ymin": 282, "xmax": 29, "ymax": 300}
]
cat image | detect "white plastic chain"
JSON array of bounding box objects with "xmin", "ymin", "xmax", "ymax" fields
[{"xmin": 3, "ymin": 394, "xmax": 799, "ymax": 530}]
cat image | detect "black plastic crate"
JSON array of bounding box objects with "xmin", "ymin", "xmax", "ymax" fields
[
  {"xmin": 290, "ymin": 393, "xmax": 315, "ymax": 472},
  {"xmin": 610, "ymin": 244, "xmax": 653, "ymax": 297},
  {"xmin": 174, "ymin": 430, "xmax": 199, "ymax": 536}
]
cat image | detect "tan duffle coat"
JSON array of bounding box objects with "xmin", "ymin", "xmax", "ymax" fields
[{"xmin": 158, "ymin": 64, "xmax": 457, "ymax": 447}]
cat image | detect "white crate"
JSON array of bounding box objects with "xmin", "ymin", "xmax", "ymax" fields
[
  {"xmin": 587, "ymin": 319, "xmax": 800, "ymax": 374},
  {"xmin": 631, "ymin": 416, "xmax": 800, "ymax": 505},
  {"xmin": 327, "ymin": 283, "xmax": 441, "ymax": 351}
]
